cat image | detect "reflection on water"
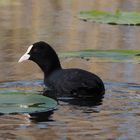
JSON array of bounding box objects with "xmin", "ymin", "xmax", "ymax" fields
[
  {"xmin": 0, "ymin": 0, "xmax": 140, "ymax": 140},
  {"xmin": 0, "ymin": 80, "xmax": 140, "ymax": 139},
  {"xmin": 29, "ymin": 110, "xmax": 54, "ymax": 122}
]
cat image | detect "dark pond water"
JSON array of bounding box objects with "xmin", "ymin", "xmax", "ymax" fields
[{"xmin": 0, "ymin": 0, "xmax": 140, "ymax": 139}]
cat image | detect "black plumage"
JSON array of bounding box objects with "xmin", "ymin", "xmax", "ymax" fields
[{"xmin": 19, "ymin": 41, "xmax": 105, "ymax": 99}]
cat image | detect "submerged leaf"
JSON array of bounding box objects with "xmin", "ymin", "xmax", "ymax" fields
[{"xmin": 79, "ymin": 10, "xmax": 140, "ymax": 25}]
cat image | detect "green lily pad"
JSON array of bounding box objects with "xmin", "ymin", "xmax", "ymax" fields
[
  {"xmin": 79, "ymin": 10, "xmax": 140, "ymax": 25},
  {"xmin": 0, "ymin": 92, "xmax": 57, "ymax": 114},
  {"xmin": 59, "ymin": 49, "xmax": 140, "ymax": 63},
  {"xmin": 60, "ymin": 49, "xmax": 140, "ymax": 58}
]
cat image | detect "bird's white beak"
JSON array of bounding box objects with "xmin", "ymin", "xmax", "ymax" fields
[
  {"xmin": 18, "ymin": 53, "xmax": 30, "ymax": 63},
  {"xmin": 18, "ymin": 45, "xmax": 33, "ymax": 63}
]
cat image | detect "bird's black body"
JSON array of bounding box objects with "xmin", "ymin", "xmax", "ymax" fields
[
  {"xmin": 45, "ymin": 68, "xmax": 105, "ymax": 98},
  {"xmin": 19, "ymin": 41, "xmax": 105, "ymax": 99}
]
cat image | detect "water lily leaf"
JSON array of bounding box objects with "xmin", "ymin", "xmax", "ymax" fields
[
  {"xmin": 79, "ymin": 10, "xmax": 140, "ymax": 25},
  {"xmin": 60, "ymin": 49, "xmax": 140, "ymax": 58},
  {"xmin": 0, "ymin": 92, "xmax": 57, "ymax": 114},
  {"xmin": 59, "ymin": 50, "xmax": 140, "ymax": 63}
]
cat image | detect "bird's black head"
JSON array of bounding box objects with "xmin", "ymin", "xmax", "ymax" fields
[{"xmin": 18, "ymin": 41, "xmax": 61, "ymax": 76}]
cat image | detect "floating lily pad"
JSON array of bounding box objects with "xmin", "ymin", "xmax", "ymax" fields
[
  {"xmin": 60, "ymin": 49, "xmax": 140, "ymax": 58},
  {"xmin": 60, "ymin": 49, "xmax": 140, "ymax": 63},
  {"xmin": 79, "ymin": 10, "xmax": 140, "ymax": 25},
  {"xmin": 0, "ymin": 92, "xmax": 57, "ymax": 114}
]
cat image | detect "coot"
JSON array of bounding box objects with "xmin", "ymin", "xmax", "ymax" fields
[{"xmin": 18, "ymin": 41, "xmax": 105, "ymax": 98}]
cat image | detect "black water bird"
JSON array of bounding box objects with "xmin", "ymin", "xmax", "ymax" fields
[{"xmin": 18, "ymin": 41, "xmax": 105, "ymax": 99}]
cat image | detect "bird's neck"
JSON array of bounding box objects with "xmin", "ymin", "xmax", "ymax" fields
[{"xmin": 37, "ymin": 59, "xmax": 62, "ymax": 79}]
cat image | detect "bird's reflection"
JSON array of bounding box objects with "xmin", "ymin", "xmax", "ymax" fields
[
  {"xmin": 29, "ymin": 92, "xmax": 104, "ymax": 122},
  {"xmin": 58, "ymin": 95, "xmax": 104, "ymax": 107},
  {"xmin": 29, "ymin": 110, "xmax": 54, "ymax": 122},
  {"xmin": 43, "ymin": 89, "xmax": 104, "ymax": 107}
]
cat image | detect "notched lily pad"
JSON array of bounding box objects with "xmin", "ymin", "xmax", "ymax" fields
[
  {"xmin": 0, "ymin": 92, "xmax": 57, "ymax": 114},
  {"xmin": 79, "ymin": 10, "xmax": 140, "ymax": 25}
]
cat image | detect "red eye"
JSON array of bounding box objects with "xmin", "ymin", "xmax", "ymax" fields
[{"xmin": 33, "ymin": 48, "xmax": 38, "ymax": 52}]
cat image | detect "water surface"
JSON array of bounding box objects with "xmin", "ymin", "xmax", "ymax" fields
[{"xmin": 0, "ymin": 0, "xmax": 140, "ymax": 140}]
